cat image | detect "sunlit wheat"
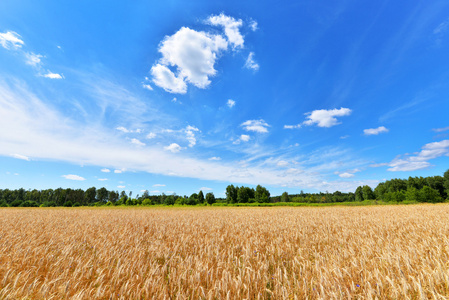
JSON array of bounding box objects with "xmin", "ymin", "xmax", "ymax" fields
[{"xmin": 1, "ymin": 205, "xmax": 449, "ymax": 299}]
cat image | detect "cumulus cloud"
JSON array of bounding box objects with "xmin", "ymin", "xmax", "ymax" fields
[
  {"xmin": 185, "ymin": 125, "xmax": 200, "ymax": 147},
  {"xmin": 62, "ymin": 174, "xmax": 86, "ymax": 181},
  {"xmin": 151, "ymin": 64, "xmax": 187, "ymax": 94},
  {"xmin": 151, "ymin": 27, "xmax": 227, "ymax": 93},
  {"xmin": 227, "ymin": 99, "xmax": 236, "ymax": 108},
  {"xmin": 387, "ymin": 140, "xmax": 449, "ymax": 171},
  {"xmin": 364, "ymin": 126, "xmax": 389, "ymax": 135},
  {"xmin": 131, "ymin": 138, "xmax": 146, "ymax": 147},
  {"xmin": 0, "ymin": 31, "xmax": 24, "ymax": 50},
  {"xmin": 98, "ymin": 178, "xmax": 108, "ymax": 181},
  {"xmin": 241, "ymin": 119, "xmax": 270, "ymax": 133},
  {"xmin": 164, "ymin": 143, "xmax": 182, "ymax": 153},
  {"xmin": 244, "ymin": 52, "xmax": 259, "ymax": 71},
  {"xmin": 117, "ymin": 185, "xmax": 126, "ymax": 189},
  {"xmin": 116, "ymin": 126, "xmax": 130, "ymax": 133},
  {"xmin": 303, "ymin": 108, "xmax": 352, "ymax": 128},
  {"xmin": 43, "ymin": 71, "xmax": 63, "ymax": 79},
  {"xmin": 114, "ymin": 169, "xmax": 125, "ymax": 174},
  {"xmin": 11, "ymin": 153, "xmax": 30, "ymax": 161},
  {"xmin": 101, "ymin": 168, "xmax": 111, "ymax": 173},
  {"xmin": 207, "ymin": 13, "xmax": 244, "ymax": 48},
  {"xmin": 209, "ymin": 156, "xmax": 221, "ymax": 161}
]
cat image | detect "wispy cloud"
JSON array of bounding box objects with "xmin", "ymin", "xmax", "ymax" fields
[
  {"xmin": 387, "ymin": 140, "xmax": 449, "ymax": 171},
  {"xmin": 244, "ymin": 52, "xmax": 259, "ymax": 71},
  {"xmin": 62, "ymin": 174, "xmax": 86, "ymax": 181},
  {"xmin": 11, "ymin": 153, "xmax": 30, "ymax": 161},
  {"xmin": 0, "ymin": 31, "xmax": 24, "ymax": 50},
  {"xmin": 363, "ymin": 126, "xmax": 389, "ymax": 135},
  {"xmin": 284, "ymin": 124, "xmax": 301, "ymax": 129},
  {"xmin": 131, "ymin": 138, "xmax": 146, "ymax": 147},
  {"xmin": 432, "ymin": 126, "xmax": 449, "ymax": 133}
]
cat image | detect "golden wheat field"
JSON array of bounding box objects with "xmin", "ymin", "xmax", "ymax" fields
[{"xmin": 1, "ymin": 205, "xmax": 449, "ymax": 299}]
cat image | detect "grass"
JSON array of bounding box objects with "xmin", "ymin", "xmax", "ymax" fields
[{"xmin": 1, "ymin": 205, "xmax": 449, "ymax": 298}]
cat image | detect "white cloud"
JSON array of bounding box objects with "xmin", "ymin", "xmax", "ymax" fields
[
  {"xmin": 151, "ymin": 27, "xmax": 227, "ymax": 93},
  {"xmin": 363, "ymin": 126, "xmax": 389, "ymax": 135},
  {"xmin": 131, "ymin": 138, "xmax": 146, "ymax": 147},
  {"xmin": 303, "ymin": 108, "xmax": 352, "ymax": 128},
  {"xmin": 207, "ymin": 13, "xmax": 244, "ymax": 48},
  {"xmin": 98, "ymin": 178, "xmax": 108, "ymax": 181},
  {"xmin": 244, "ymin": 52, "xmax": 259, "ymax": 71},
  {"xmin": 284, "ymin": 124, "xmax": 301, "ymax": 129},
  {"xmin": 339, "ymin": 172, "xmax": 354, "ymax": 178},
  {"xmin": 432, "ymin": 126, "xmax": 449, "ymax": 133},
  {"xmin": 114, "ymin": 169, "xmax": 125, "ymax": 174},
  {"xmin": 11, "ymin": 153, "xmax": 30, "ymax": 161},
  {"xmin": 241, "ymin": 119, "xmax": 270, "ymax": 133},
  {"xmin": 146, "ymin": 132, "xmax": 156, "ymax": 139},
  {"xmin": 340, "ymin": 135, "xmax": 350, "ymax": 139},
  {"xmin": 151, "ymin": 64, "xmax": 187, "ymax": 94},
  {"xmin": 387, "ymin": 140, "xmax": 449, "ymax": 171},
  {"xmin": 249, "ymin": 20, "xmax": 258, "ymax": 31},
  {"xmin": 25, "ymin": 52, "xmax": 43, "ymax": 67},
  {"xmin": 185, "ymin": 125, "xmax": 200, "ymax": 147},
  {"xmin": 164, "ymin": 143, "xmax": 182, "ymax": 153},
  {"xmin": 117, "ymin": 185, "xmax": 126, "ymax": 189},
  {"xmin": 116, "ymin": 126, "xmax": 130, "ymax": 133},
  {"xmin": 277, "ymin": 160, "xmax": 289, "ymax": 167},
  {"xmin": 153, "ymin": 184, "xmax": 166, "ymax": 187},
  {"xmin": 227, "ymin": 99, "xmax": 236, "ymax": 108},
  {"xmin": 200, "ymin": 187, "xmax": 213, "ymax": 191},
  {"xmin": 209, "ymin": 156, "xmax": 221, "ymax": 161},
  {"xmin": 150, "ymin": 190, "xmax": 160, "ymax": 194},
  {"xmin": 0, "ymin": 31, "xmax": 24, "ymax": 50},
  {"xmin": 142, "ymin": 84, "xmax": 153, "ymax": 90},
  {"xmin": 62, "ymin": 174, "xmax": 86, "ymax": 181},
  {"xmin": 43, "ymin": 72, "xmax": 63, "ymax": 79},
  {"xmin": 0, "ymin": 78, "xmax": 372, "ymax": 193},
  {"xmin": 240, "ymin": 134, "xmax": 250, "ymax": 142},
  {"xmin": 101, "ymin": 168, "xmax": 111, "ymax": 173},
  {"xmin": 234, "ymin": 134, "xmax": 251, "ymax": 144}
]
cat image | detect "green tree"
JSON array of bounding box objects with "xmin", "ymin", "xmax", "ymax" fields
[
  {"xmin": 255, "ymin": 185, "xmax": 270, "ymax": 203},
  {"xmin": 85, "ymin": 187, "xmax": 97, "ymax": 204},
  {"xmin": 355, "ymin": 186, "xmax": 363, "ymax": 202},
  {"xmin": 206, "ymin": 192, "xmax": 216, "ymax": 205},
  {"xmin": 420, "ymin": 186, "xmax": 443, "ymax": 203},
  {"xmin": 96, "ymin": 187, "xmax": 109, "ymax": 203},
  {"xmin": 198, "ymin": 190, "xmax": 205, "ymax": 204},
  {"xmin": 281, "ymin": 191, "xmax": 289, "ymax": 202},
  {"xmin": 362, "ymin": 185, "xmax": 375, "ymax": 200},
  {"xmin": 187, "ymin": 193, "xmax": 198, "ymax": 205},
  {"xmin": 226, "ymin": 185, "xmax": 238, "ymax": 204},
  {"xmin": 444, "ymin": 169, "xmax": 449, "ymax": 198}
]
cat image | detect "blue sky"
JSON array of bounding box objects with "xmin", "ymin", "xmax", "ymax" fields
[{"xmin": 1, "ymin": 0, "xmax": 449, "ymax": 198}]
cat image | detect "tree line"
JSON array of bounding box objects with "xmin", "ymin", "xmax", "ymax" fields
[{"xmin": 0, "ymin": 170, "xmax": 448, "ymax": 207}]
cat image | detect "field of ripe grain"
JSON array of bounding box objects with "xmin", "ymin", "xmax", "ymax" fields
[{"xmin": 1, "ymin": 205, "xmax": 449, "ymax": 299}]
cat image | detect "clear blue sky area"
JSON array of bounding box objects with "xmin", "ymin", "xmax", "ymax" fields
[{"xmin": 1, "ymin": 1, "xmax": 449, "ymax": 197}]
